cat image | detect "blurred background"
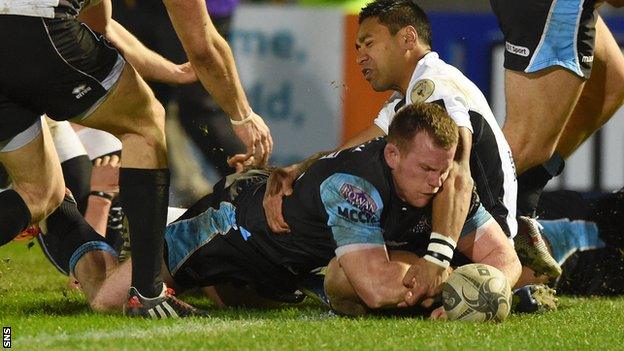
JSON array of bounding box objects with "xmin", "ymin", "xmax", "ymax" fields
[{"xmin": 114, "ymin": 0, "xmax": 624, "ymax": 206}]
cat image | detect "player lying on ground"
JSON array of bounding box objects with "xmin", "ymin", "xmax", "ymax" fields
[
  {"xmin": 40, "ymin": 102, "xmax": 521, "ymax": 318},
  {"xmin": 259, "ymin": 0, "xmax": 559, "ymax": 307}
]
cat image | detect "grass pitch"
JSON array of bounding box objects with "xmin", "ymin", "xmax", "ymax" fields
[{"xmin": 1, "ymin": 241, "xmax": 623, "ymax": 351}]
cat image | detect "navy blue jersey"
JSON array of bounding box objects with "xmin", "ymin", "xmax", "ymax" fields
[{"xmin": 201, "ymin": 138, "xmax": 491, "ymax": 277}]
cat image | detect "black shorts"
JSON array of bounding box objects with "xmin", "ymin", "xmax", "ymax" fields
[
  {"xmin": 0, "ymin": 15, "xmax": 125, "ymax": 143},
  {"xmin": 490, "ymin": 0, "xmax": 597, "ymax": 79},
  {"xmin": 164, "ymin": 172, "xmax": 303, "ymax": 298}
]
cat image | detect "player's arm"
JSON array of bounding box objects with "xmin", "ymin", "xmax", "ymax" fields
[
  {"xmin": 163, "ymin": 0, "xmax": 273, "ymax": 165},
  {"xmin": 457, "ymin": 211, "xmax": 522, "ymax": 287},
  {"xmin": 325, "ymin": 246, "xmax": 411, "ymax": 315},
  {"xmin": 78, "ymin": 0, "xmax": 196, "ymax": 84},
  {"xmin": 319, "ymin": 174, "xmax": 412, "ymax": 313},
  {"xmin": 339, "ymin": 124, "xmax": 385, "ymax": 149}
]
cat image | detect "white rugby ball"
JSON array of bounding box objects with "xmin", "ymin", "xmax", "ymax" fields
[{"xmin": 442, "ymin": 263, "xmax": 512, "ymax": 322}]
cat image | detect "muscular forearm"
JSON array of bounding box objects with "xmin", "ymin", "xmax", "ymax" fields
[
  {"xmin": 431, "ymin": 128, "xmax": 473, "ymax": 242},
  {"xmin": 357, "ymin": 263, "xmax": 411, "ymax": 309},
  {"xmin": 105, "ymin": 20, "xmax": 182, "ymax": 83},
  {"xmin": 338, "ymin": 255, "xmax": 411, "ymax": 309},
  {"xmin": 431, "ymin": 163, "xmax": 472, "ymax": 242},
  {"xmin": 163, "ymin": 0, "xmax": 250, "ymax": 120}
]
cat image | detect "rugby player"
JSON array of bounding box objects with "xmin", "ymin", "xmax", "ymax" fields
[
  {"xmin": 261, "ymin": 0, "xmax": 557, "ymax": 307},
  {"xmin": 43, "ymin": 103, "xmax": 522, "ymax": 317},
  {"xmin": 0, "ymin": 0, "xmax": 272, "ymax": 317},
  {"xmin": 490, "ymin": 0, "xmax": 624, "ymax": 218}
]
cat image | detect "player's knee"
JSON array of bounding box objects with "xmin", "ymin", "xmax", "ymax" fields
[
  {"xmin": 13, "ymin": 177, "xmax": 65, "ymax": 222},
  {"xmin": 510, "ymin": 139, "xmax": 555, "ymax": 173}
]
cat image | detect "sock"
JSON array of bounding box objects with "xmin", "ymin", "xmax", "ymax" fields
[
  {"xmin": 0, "ymin": 189, "xmax": 32, "ymax": 246},
  {"xmin": 517, "ymin": 153, "xmax": 565, "ymax": 216},
  {"xmin": 119, "ymin": 168, "xmax": 169, "ymax": 298},
  {"xmin": 539, "ymin": 218, "xmax": 605, "ymax": 265},
  {"xmin": 61, "ymin": 155, "xmax": 93, "ymax": 214},
  {"xmin": 43, "ymin": 193, "xmax": 107, "ymax": 274}
]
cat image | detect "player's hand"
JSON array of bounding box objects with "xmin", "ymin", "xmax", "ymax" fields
[
  {"xmin": 263, "ymin": 164, "xmax": 300, "ymax": 233},
  {"xmin": 231, "ymin": 113, "xmax": 274, "ymax": 167},
  {"xmin": 91, "ymin": 154, "xmax": 120, "ymax": 194},
  {"xmin": 400, "ymin": 258, "xmax": 451, "ymax": 306},
  {"xmin": 227, "ymin": 154, "xmax": 256, "ymax": 173},
  {"xmin": 429, "ymin": 306, "xmax": 447, "ymax": 320},
  {"xmin": 170, "ymin": 62, "xmax": 198, "ymax": 85}
]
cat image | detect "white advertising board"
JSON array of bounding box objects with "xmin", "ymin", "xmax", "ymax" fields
[{"xmin": 231, "ymin": 5, "xmax": 345, "ymax": 165}]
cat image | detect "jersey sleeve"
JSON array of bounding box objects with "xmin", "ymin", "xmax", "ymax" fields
[
  {"xmin": 373, "ymin": 93, "xmax": 402, "ymax": 134},
  {"xmin": 320, "ymin": 173, "xmax": 385, "ymax": 257},
  {"xmin": 460, "ymin": 187, "xmax": 492, "ymax": 236},
  {"xmin": 426, "ymin": 83, "xmax": 473, "ymax": 133}
]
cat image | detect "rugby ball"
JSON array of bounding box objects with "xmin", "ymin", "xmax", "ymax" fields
[{"xmin": 442, "ymin": 263, "xmax": 512, "ymax": 322}]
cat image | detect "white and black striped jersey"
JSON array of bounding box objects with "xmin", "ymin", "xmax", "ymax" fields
[{"xmin": 374, "ymin": 52, "xmax": 518, "ymax": 237}]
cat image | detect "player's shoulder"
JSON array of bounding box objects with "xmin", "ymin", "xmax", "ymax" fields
[
  {"xmin": 314, "ymin": 139, "xmax": 389, "ymax": 192},
  {"xmin": 408, "ymin": 53, "xmax": 474, "ymax": 103}
]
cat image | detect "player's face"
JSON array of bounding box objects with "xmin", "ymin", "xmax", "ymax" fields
[
  {"xmin": 356, "ymin": 17, "xmax": 405, "ymax": 92},
  {"xmin": 386, "ymin": 132, "xmax": 456, "ymax": 208}
]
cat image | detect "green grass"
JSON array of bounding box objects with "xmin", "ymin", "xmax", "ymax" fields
[{"xmin": 1, "ymin": 241, "xmax": 623, "ymax": 351}]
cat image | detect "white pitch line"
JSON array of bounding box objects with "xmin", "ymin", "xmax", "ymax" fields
[{"xmin": 17, "ymin": 319, "xmax": 266, "ymax": 346}]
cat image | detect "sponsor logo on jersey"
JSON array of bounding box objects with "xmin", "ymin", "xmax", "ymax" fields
[
  {"xmin": 581, "ymin": 55, "xmax": 594, "ymax": 63},
  {"xmin": 505, "ymin": 42, "xmax": 530, "ymax": 57},
  {"xmin": 339, "ymin": 183, "xmax": 378, "ymax": 214},
  {"xmin": 410, "ymin": 79, "xmax": 435, "ymax": 103},
  {"xmin": 72, "ymin": 84, "xmax": 92, "ymax": 99},
  {"xmin": 337, "ymin": 206, "xmax": 379, "ymax": 224}
]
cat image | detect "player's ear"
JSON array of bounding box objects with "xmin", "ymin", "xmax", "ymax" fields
[
  {"xmin": 384, "ymin": 143, "xmax": 400, "ymax": 169},
  {"xmin": 402, "ymin": 26, "xmax": 418, "ymax": 50}
]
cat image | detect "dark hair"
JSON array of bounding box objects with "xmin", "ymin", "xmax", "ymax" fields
[
  {"xmin": 359, "ymin": 0, "xmax": 432, "ymax": 47},
  {"xmin": 387, "ymin": 102, "xmax": 458, "ymax": 152}
]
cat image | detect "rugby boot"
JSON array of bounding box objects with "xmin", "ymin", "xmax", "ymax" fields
[
  {"xmin": 298, "ymin": 273, "xmax": 331, "ymax": 308},
  {"xmin": 124, "ymin": 284, "xmax": 209, "ymax": 318},
  {"xmin": 512, "ymin": 284, "xmax": 558, "ymax": 313},
  {"xmin": 515, "ymin": 216, "xmax": 562, "ymax": 278}
]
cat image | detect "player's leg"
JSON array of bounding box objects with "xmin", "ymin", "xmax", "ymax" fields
[
  {"xmin": 555, "ymin": 17, "xmax": 624, "ymax": 158},
  {"xmin": 73, "ymin": 249, "xmax": 129, "ymax": 312},
  {"xmin": 48, "ymin": 120, "xmax": 93, "ymax": 214},
  {"xmin": 75, "ymin": 63, "xmax": 172, "ymax": 301},
  {"xmin": 502, "ymin": 69, "xmax": 584, "ymax": 174},
  {"xmin": 491, "ymin": 0, "xmax": 596, "ymax": 174},
  {"xmin": 0, "ymin": 118, "xmax": 65, "ymax": 245}
]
